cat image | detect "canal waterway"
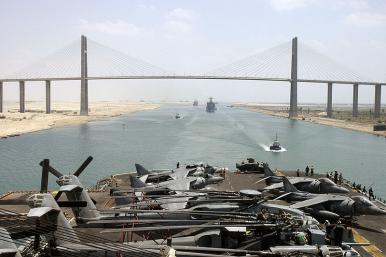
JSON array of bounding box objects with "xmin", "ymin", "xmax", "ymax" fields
[{"xmin": 1, "ymin": 104, "xmax": 385, "ymax": 199}]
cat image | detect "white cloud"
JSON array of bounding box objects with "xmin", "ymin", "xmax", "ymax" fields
[
  {"xmin": 343, "ymin": 12, "xmax": 386, "ymax": 27},
  {"xmin": 269, "ymin": 0, "xmax": 315, "ymax": 11},
  {"xmin": 80, "ymin": 19, "xmax": 144, "ymax": 36},
  {"xmin": 168, "ymin": 8, "xmax": 197, "ymax": 21},
  {"xmin": 339, "ymin": 40, "xmax": 353, "ymax": 48},
  {"xmin": 164, "ymin": 20, "xmax": 191, "ymax": 33},
  {"xmin": 137, "ymin": 4, "xmax": 156, "ymax": 10},
  {"xmin": 335, "ymin": 0, "xmax": 369, "ymax": 10},
  {"xmin": 163, "ymin": 8, "xmax": 198, "ymax": 34},
  {"xmin": 369, "ymin": 40, "xmax": 386, "ymax": 49}
]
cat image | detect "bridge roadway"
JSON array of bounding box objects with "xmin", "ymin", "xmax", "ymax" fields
[
  {"xmin": 1, "ymin": 75, "xmax": 384, "ymax": 117},
  {"xmin": 1, "ymin": 169, "xmax": 386, "ymax": 256},
  {"xmin": 0, "ymin": 75, "xmax": 384, "ymax": 86}
]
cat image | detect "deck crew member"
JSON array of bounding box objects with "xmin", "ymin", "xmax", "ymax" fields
[
  {"xmin": 334, "ymin": 171, "xmax": 338, "ymax": 184},
  {"xmin": 369, "ymin": 187, "xmax": 374, "ymax": 200},
  {"xmin": 305, "ymin": 166, "xmax": 310, "ymax": 176}
]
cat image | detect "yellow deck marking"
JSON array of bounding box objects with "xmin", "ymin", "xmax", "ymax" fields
[
  {"xmin": 352, "ymin": 228, "xmax": 385, "ymax": 257},
  {"xmin": 103, "ymin": 198, "xmax": 113, "ymax": 208}
]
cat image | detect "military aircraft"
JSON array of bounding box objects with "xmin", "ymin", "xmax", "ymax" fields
[
  {"xmin": 261, "ymin": 162, "xmax": 286, "ymax": 184},
  {"xmin": 2, "ymin": 157, "xmax": 365, "ymax": 256},
  {"xmin": 256, "ymin": 163, "xmax": 312, "ymax": 185},
  {"xmin": 290, "ymin": 194, "xmax": 386, "ymax": 220},
  {"xmin": 135, "ymin": 163, "xmax": 175, "ymax": 182},
  {"xmin": 136, "ymin": 163, "xmax": 224, "ymax": 185},
  {"xmin": 130, "ymin": 174, "xmax": 206, "ymax": 191},
  {"xmin": 0, "ymin": 162, "xmax": 272, "ymax": 255},
  {"xmin": 264, "ymin": 175, "xmax": 349, "ymax": 194},
  {"xmin": 38, "ymin": 157, "xmax": 253, "ymax": 224},
  {"xmin": 273, "ymin": 177, "xmax": 322, "ymax": 202}
]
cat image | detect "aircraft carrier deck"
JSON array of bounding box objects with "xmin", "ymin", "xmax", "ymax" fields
[{"xmin": 1, "ymin": 169, "xmax": 385, "ymax": 257}]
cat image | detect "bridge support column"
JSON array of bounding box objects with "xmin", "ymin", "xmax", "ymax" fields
[
  {"xmin": 19, "ymin": 81, "xmax": 25, "ymax": 113},
  {"xmin": 80, "ymin": 35, "xmax": 88, "ymax": 116},
  {"xmin": 289, "ymin": 37, "xmax": 298, "ymax": 118},
  {"xmin": 0, "ymin": 82, "xmax": 3, "ymax": 113},
  {"xmin": 352, "ymin": 83, "xmax": 358, "ymax": 117},
  {"xmin": 327, "ymin": 82, "xmax": 333, "ymax": 118},
  {"xmin": 45, "ymin": 80, "xmax": 51, "ymax": 114},
  {"xmin": 374, "ymin": 84, "xmax": 381, "ymax": 119}
]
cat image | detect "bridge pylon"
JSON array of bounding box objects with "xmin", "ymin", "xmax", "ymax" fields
[
  {"xmin": 0, "ymin": 82, "xmax": 3, "ymax": 113},
  {"xmin": 374, "ymin": 84, "xmax": 382, "ymax": 118},
  {"xmin": 352, "ymin": 84, "xmax": 359, "ymax": 117},
  {"xmin": 80, "ymin": 35, "xmax": 88, "ymax": 116},
  {"xmin": 19, "ymin": 81, "xmax": 25, "ymax": 113},
  {"xmin": 289, "ymin": 37, "xmax": 298, "ymax": 118}
]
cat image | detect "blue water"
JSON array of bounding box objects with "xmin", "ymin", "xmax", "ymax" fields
[{"xmin": 0, "ymin": 104, "xmax": 385, "ymax": 199}]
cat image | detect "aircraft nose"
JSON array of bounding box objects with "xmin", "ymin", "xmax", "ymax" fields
[
  {"xmin": 368, "ymin": 206, "xmax": 386, "ymax": 215},
  {"xmin": 216, "ymin": 176, "xmax": 224, "ymax": 181},
  {"xmin": 332, "ymin": 186, "xmax": 349, "ymax": 194}
]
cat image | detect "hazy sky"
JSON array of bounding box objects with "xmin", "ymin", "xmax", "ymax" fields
[{"xmin": 0, "ymin": 0, "xmax": 385, "ymax": 104}]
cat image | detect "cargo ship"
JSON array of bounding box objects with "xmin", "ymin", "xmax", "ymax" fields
[{"xmin": 206, "ymin": 97, "xmax": 217, "ymax": 113}]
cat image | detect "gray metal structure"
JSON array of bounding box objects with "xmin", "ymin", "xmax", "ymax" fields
[
  {"xmin": 289, "ymin": 37, "xmax": 298, "ymax": 118},
  {"xmin": 352, "ymin": 83, "xmax": 359, "ymax": 117},
  {"xmin": 374, "ymin": 84, "xmax": 382, "ymax": 118},
  {"xmin": 19, "ymin": 81, "xmax": 25, "ymax": 113},
  {"xmin": 327, "ymin": 82, "xmax": 333, "ymax": 118},
  {"xmin": 80, "ymin": 35, "xmax": 88, "ymax": 116},
  {"xmin": 0, "ymin": 81, "xmax": 2, "ymax": 113},
  {"xmin": 45, "ymin": 80, "xmax": 51, "ymax": 114}
]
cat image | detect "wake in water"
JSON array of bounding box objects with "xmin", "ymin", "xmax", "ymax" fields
[{"xmin": 259, "ymin": 143, "xmax": 287, "ymax": 152}]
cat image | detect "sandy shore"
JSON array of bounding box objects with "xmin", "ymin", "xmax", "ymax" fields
[
  {"xmin": 235, "ymin": 104, "xmax": 386, "ymax": 137},
  {"xmin": 0, "ymin": 101, "xmax": 160, "ymax": 138}
]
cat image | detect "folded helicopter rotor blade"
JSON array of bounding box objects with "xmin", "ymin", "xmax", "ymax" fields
[
  {"xmin": 40, "ymin": 159, "xmax": 49, "ymax": 193},
  {"xmin": 73, "ymin": 156, "xmax": 93, "ymax": 177},
  {"xmin": 54, "ymin": 191, "xmax": 63, "ymax": 201},
  {"xmin": 39, "ymin": 160, "xmax": 63, "ymax": 178}
]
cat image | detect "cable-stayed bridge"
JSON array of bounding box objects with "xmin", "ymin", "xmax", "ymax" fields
[{"xmin": 0, "ymin": 35, "xmax": 384, "ymax": 117}]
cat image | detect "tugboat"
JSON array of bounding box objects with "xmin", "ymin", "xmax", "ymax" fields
[
  {"xmin": 206, "ymin": 97, "xmax": 217, "ymax": 113},
  {"xmin": 269, "ymin": 134, "xmax": 282, "ymax": 151},
  {"xmin": 193, "ymin": 100, "xmax": 198, "ymax": 106},
  {"xmin": 175, "ymin": 113, "xmax": 181, "ymax": 119}
]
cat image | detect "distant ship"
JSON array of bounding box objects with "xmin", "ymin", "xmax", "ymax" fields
[
  {"xmin": 206, "ymin": 97, "xmax": 217, "ymax": 113},
  {"xmin": 193, "ymin": 100, "xmax": 198, "ymax": 106},
  {"xmin": 269, "ymin": 134, "xmax": 282, "ymax": 151},
  {"xmin": 175, "ymin": 113, "xmax": 181, "ymax": 119}
]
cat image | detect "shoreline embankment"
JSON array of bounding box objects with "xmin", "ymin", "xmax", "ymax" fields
[
  {"xmin": 0, "ymin": 101, "xmax": 160, "ymax": 139},
  {"xmin": 235, "ymin": 104, "xmax": 386, "ymax": 138}
]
